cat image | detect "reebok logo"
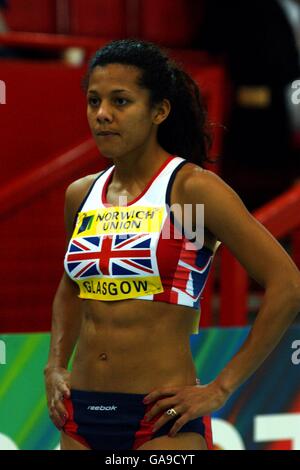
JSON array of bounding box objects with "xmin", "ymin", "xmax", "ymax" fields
[{"xmin": 87, "ymin": 405, "xmax": 118, "ymax": 411}]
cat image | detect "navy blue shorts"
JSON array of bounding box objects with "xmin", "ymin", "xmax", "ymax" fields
[{"xmin": 63, "ymin": 389, "xmax": 213, "ymax": 450}]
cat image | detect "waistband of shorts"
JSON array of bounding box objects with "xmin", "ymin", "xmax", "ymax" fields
[
  {"xmin": 70, "ymin": 388, "xmax": 147, "ymax": 402},
  {"xmin": 70, "ymin": 379, "xmax": 201, "ymax": 402}
]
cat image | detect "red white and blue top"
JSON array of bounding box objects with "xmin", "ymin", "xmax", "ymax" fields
[{"xmin": 64, "ymin": 155, "xmax": 215, "ymax": 309}]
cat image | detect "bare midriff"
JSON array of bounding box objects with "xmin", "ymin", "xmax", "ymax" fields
[{"xmin": 71, "ymin": 299, "xmax": 200, "ymax": 394}]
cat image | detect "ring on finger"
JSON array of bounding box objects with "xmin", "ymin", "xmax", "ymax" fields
[{"xmin": 166, "ymin": 408, "xmax": 178, "ymax": 417}]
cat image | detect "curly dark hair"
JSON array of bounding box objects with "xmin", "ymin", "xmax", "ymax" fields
[{"xmin": 82, "ymin": 39, "xmax": 213, "ymax": 165}]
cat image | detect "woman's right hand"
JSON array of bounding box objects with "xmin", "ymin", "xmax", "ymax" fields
[{"xmin": 44, "ymin": 366, "xmax": 71, "ymax": 430}]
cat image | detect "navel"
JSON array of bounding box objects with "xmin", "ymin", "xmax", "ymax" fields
[{"xmin": 99, "ymin": 352, "xmax": 108, "ymax": 361}]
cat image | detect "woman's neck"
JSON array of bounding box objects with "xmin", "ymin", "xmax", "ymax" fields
[{"xmin": 111, "ymin": 145, "xmax": 171, "ymax": 186}]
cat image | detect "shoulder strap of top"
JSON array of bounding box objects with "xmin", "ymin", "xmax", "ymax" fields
[
  {"xmin": 165, "ymin": 159, "xmax": 190, "ymax": 208},
  {"xmin": 71, "ymin": 168, "xmax": 110, "ymax": 228}
]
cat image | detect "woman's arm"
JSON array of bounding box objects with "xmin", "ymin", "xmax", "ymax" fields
[
  {"xmin": 45, "ymin": 272, "xmax": 82, "ymax": 371},
  {"xmin": 184, "ymin": 168, "xmax": 300, "ymax": 395},
  {"xmin": 45, "ymin": 180, "xmax": 84, "ymax": 371},
  {"xmin": 143, "ymin": 168, "xmax": 300, "ymax": 435},
  {"xmin": 44, "ymin": 176, "xmax": 93, "ymax": 428},
  {"xmin": 44, "ymin": 273, "xmax": 82, "ymax": 429}
]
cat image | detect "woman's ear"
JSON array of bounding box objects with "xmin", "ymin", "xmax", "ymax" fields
[{"xmin": 152, "ymin": 99, "xmax": 171, "ymax": 125}]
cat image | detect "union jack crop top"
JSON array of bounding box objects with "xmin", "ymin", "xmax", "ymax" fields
[{"xmin": 64, "ymin": 155, "xmax": 214, "ymax": 309}]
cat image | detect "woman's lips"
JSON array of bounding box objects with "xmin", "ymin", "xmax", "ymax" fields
[
  {"xmin": 96, "ymin": 130, "xmax": 118, "ymax": 134},
  {"xmin": 96, "ymin": 131, "xmax": 119, "ymax": 138}
]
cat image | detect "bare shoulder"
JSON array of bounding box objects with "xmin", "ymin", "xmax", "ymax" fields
[
  {"xmin": 174, "ymin": 162, "xmax": 231, "ymax": 204},
  {"xmin": 64, "ymin": 171, "xmax": 103, "ymax": 236},
  {"xmin": 174, "ymin": 163, "xmax": 250, "ymax": 216},
  {"xmin": 172, "ymin": 162, "xmax": 236, "ymax": 226},
  {"xmin": 174, "ymin": 162, "xmax": 254, "ymax": 237},
  {"xmin": 65, "ymin": 172, "xmax": 101, "ymax": 204}
]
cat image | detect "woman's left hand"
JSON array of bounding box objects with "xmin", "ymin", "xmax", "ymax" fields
[{"xmin": 143, "ymin": 381, "xmax": 229, "ymax": 437}]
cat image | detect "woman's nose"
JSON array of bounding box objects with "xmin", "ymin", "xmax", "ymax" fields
[{"xmin": 96, "ymin": 102, "xmax": 113, "ymax": 123}]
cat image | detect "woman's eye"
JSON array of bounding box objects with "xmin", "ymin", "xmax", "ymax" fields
[
  {"xmin": 115, "ymin": 98, "xmax": 128, "ymax": 106},
  {"xmin": 88, "ymin": 97, "xmax": 99, "ymax": 106}
]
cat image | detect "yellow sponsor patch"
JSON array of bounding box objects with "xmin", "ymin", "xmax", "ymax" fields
[
  {"xmin": 77, "ymin": 276, "xmax": 163, "ymax": 301},
  {"xmin": 74, "ymin": 206, "xmax": 164, "ymax": 237}
]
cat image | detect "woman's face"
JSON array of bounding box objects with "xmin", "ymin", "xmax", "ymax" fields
[{"xmin": 86, "ymin": 63, "xmax": 169, "ymax": 160}]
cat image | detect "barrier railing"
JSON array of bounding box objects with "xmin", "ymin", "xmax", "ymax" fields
[{"xmin": 0, "ymin": 138, "xmax": 99, "ymax": 217}]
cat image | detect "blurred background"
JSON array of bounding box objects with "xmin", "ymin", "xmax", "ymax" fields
[{"xmin": 0, "ymin": 0, "xmax": 299, "ymax": 450}]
